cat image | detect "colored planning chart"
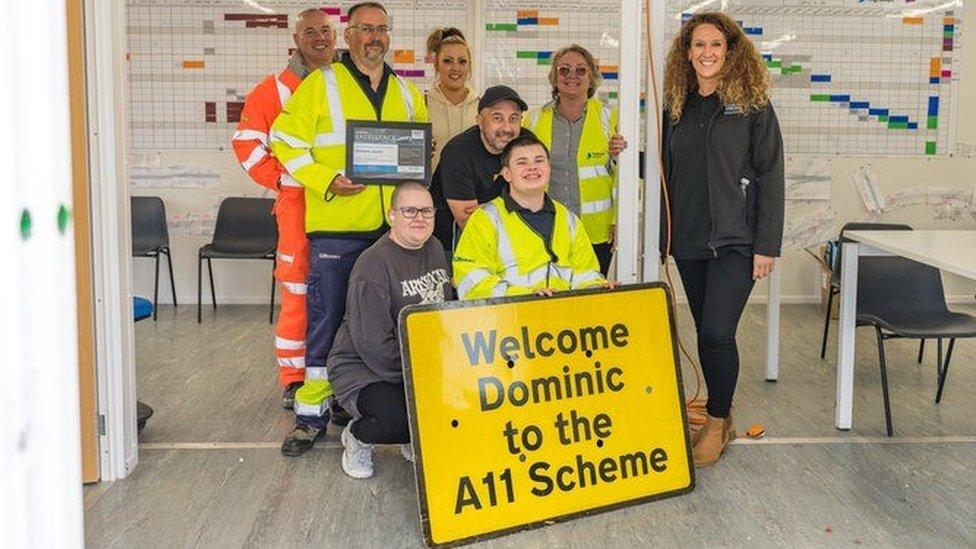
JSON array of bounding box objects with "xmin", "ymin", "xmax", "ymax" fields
[
  {"xmin": 127, "ymin": 0, "xmax": 963, "ymax": 157},
  {"xmin": 481, "ymin": 0, "xmax": 636, "ymax": 111},
  {"xmin": 689, "ymin": 0, "xmax": 963, "ymax": 156},
  {"xmin": 126, "ymin": 0, "xmax": 467, "ymax": 150}
]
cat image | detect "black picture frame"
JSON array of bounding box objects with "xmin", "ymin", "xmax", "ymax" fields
[{"xmin": 345, "ymin": 120, "xmax": 432, "ymax": 185}]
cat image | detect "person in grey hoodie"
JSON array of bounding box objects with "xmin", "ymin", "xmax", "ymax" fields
[{"xmin": 326, "ymin": 182, "xmax": 452, "ymax": 479}]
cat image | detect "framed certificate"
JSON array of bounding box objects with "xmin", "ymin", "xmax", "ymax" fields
[{"xmin": 345, "ymin": 120, "xmax": 432, "ymax": 185}]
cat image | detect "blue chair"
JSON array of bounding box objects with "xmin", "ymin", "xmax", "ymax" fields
[{"xmin": 133, "ymin": 297, "xmax": 155, "ymax": 432}]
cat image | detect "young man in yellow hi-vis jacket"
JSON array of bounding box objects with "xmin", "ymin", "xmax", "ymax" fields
[
  {"xmin": 270, "ymin": 1, "xmax": 427, "ymax": 456},
  {"xmin": 453, "ymin": 133, "xmax": 616, "ymax": 300}
]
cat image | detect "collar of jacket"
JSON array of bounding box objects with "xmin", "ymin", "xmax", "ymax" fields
[
  {"xmin": 426, "ymin": 81, "xmax": 478, "ymax": 107},
  {"xmin": 501, "ymin": 186, "xmax": 555, "ymax": 214},
  {"xmin": 341, "ymin": 51, "xmax": 395, "ymax": 83},
  {"xmin": 287, "ymin": 49, "xmax": 312, "ymax": 80}
]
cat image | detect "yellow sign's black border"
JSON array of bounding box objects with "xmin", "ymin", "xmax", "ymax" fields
[{"xmin": 397, "ymin": 282, "xmax": 695, "ymax": 547}]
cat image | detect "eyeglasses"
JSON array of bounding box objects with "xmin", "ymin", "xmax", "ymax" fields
[
  {"xmin": 394, "ymin": 206, "xmax": 436, "ymax": 219},
  {"xmin": 349, "ymin": 24, "xmax": 391, "ymax": 36},
  {"xmin": 556, "ymin": 65, "xmax": 589, "ymax": 78}
]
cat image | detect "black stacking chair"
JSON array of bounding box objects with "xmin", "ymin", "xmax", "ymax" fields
[
  {"xmin": 855, "ymin": 243, "xmax": 976, "ymax": 436},
  {"xmin": 197, "ymin": 197, "xmax": 277, "ymax": 324},
  {"xmin": 820, "ymin": 223, "xmax": 926, "ymax": 361},
  {"xmin": 131, "ymin": 196, "xmax": 176, "ymax": 321}
]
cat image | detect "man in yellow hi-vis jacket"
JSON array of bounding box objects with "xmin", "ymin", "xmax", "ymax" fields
[
  {"xmin": 453, "ymin": 133, "xmax": 614, "ymax": 300},
  {"xmin": 271, "ymin": 1, "xmax": 427, "ymax": 456}
]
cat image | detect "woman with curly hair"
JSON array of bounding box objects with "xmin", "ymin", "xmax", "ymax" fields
[{"xmin": 662, "ymin": 12, "xmax": 784, "ymax": 467}]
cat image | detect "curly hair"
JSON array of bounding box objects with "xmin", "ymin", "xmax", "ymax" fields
[
  {"xmin": 548, "ymin": 44, "xmax": 602, "ymax": 100},
  {"xmin": 663, "ymin": 12, "xmax": 770, "ymax": 123}
]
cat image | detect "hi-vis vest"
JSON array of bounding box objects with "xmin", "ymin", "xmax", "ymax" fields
[
  {"xmin": 453, "ymin": 195, "xmax": 605, "ymax": 300},
  {"xmin": 526, "ymin": 98, "xmax": 618, "ymax": 244},
  {"xmin": 270, "ymin": 62, "xmax": 427, "ymax": 234}
]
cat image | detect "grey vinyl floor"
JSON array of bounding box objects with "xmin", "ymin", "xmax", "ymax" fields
[{"xmin": 84, "ymin": 302, "xmax": 976, "ymax": 548}]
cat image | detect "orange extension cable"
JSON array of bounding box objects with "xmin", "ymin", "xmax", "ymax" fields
[{"xmin": 643, "ymin": 1, "xmax": 708, "ymax": 435}]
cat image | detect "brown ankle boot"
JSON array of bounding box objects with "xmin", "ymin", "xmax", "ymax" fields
[{"xmin": 693, "ymin": 414, "xmax": 735, "ymax": 467}]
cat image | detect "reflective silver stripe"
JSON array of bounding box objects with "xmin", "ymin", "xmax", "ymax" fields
[
  {"xmin": 241, "ymin": 146, "xmax": 268, "ymax": 171},
  {"xmin": 279, "ymin": 174, "xmax": 302, "ymax": 188},
  {"xmin": 599, "ymin": 103, "xmax": 613, "ymax": 137},
  {"xmin": 572, "ymin": 269, "xmax": 603, "ymax": 288},
  {"xmin": 393, "ymin": 75, "xmax": 415, "ymax": 120},
  {"xmin": 489, "ymin": 281, "xmax": 509, "ymax": 297},
  {"xmin": 282, "ymin": 281, "xmax": 307, "ymax": 295},
  {"xmin": 550, "ymin": 264, "xmax": 574, "ymax": 283},
  {"xmin": 232, "ymin": 129, "xmax": 268, "ymax": 145},
  {"xmin": 314, "ymin": 131, "xmax": 344, "ymax": 146},
  {"xmin": 481, "ymin": 203, "xmax": 517, "ymax": 268},
  {"xmin": 306, "ymin": 367, "xmax": 328, "ymax": 380},
  {"xmin": 457, "ymin": 268, "xmax": 491, "ymax": 299},
  {"xmin": 567, "ymin": 210, "xmax": 579, "ymax": 239},
  {"xmin": 270, "ymin": 129, "xmax": 311, "ymax": 150},
  {"xmin": 578, "ymin": 165, "xmax": 610, "ymax": 179},
  {"xmin": 277, "ymin": 252, "xmax": 295, "ymax": 263},
  {"xmin": 294, "ymin": 400, "xmax": 328, "ymax": 417},
  {"xmin": 275, "ymin": 75, "xmax": 292, "ymax": 106},
  {"xmin": 275, "ymin": 336, "xmax": 304, "ymax": 350},
  {"xmin": 321, "ymin": 67, "xmax": 346, "ymax": 143},
  {"xmin": 277, "ymin": 356, "xmax": 306, "ymax": 369},
  {"xmin": 580, "ymin": 198, "xmax": 613, "ymax": 215},
  {"xmin": 284, "ymin": 153, "xmax": 314, "ymax": 174}
]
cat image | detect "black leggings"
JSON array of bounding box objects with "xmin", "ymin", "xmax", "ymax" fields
[
  {"xmin": 351, "ymin": 382, "xmax": 410, "ymax": 444},
  {"xmin": 674, "ymin": 251, "xmax": 755, "ymax": 418}
]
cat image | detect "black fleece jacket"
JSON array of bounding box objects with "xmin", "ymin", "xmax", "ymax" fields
[{"xmin": 662, "ymin": 101, "xmax": 785, "ymax": 257}]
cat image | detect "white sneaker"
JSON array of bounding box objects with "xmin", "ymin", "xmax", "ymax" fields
[
  {"xmin": 400, "ymin": 443, "xmax": 415, "ymax": 463},
  {"xmin": 340, "ymin": 423, "xmax": 374, "ymax": 479}
]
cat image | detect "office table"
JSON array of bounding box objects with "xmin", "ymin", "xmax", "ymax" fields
[{"xmin": 835, "ymin": 230, "xmax": 976, "ymax": 430}]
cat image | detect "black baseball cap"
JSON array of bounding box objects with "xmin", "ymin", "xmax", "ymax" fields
[{"xmin": 478, "ymin": 85, "xmax": 528, "ymax": 112}]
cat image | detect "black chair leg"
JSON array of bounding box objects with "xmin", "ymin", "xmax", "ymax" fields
[
  {"xmin": 269, "ymin": 262, "xmax": 276, "ymax": 324},
  {"xmin": 917, "ymin": 339, "xmax": 924, "ymax": 364},
  {"xmin": 197, "ymin": 253, "xmax": 202, "ymax": 323},
  {"xmin": 207, "ymin": 258, "xmax": 217, "ymax": 310},
  {"xmin": 152, "ymin": 253, "xmax": 160, "ymax": 321},
  {"xmin": 164, "ymin": 248, "xmax": 177, "ymax": 307},
  {"xmin": 935, "ymin": 338, "xmax": 955, "ymax": 403},
  {"xmin": 820, "ymin": 289, "xmax": 834, "ymax": 359},
  {"xmin": 875, "ymin": 326, "xmax": 893, "ymax": 437},
  {"xmin": 937, "ymin": 339, "xmax": 943, "ymax": 375}
]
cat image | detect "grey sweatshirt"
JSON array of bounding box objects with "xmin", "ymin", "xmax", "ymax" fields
[{"xmin": 326, "ymin": 233, "xmax": 451, "ymax": 418}]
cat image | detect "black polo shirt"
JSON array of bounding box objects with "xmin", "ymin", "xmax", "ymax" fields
[
  {"xmin": 340, "ymin": 52, "xmax": 396, "ymax": 119},
  {"xmin": 501, "ymin": 188, "xmax": 556, "ymax": 254}
]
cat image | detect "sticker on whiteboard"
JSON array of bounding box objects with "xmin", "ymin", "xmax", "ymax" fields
[{"xmin": 851, "ymin": 166, "xmax": 885, "ymax": 213}]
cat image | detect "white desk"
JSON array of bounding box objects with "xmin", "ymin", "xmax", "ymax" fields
[{"xmin": 835, "ymin": 230, "xmax": 976, "ymax": 430}]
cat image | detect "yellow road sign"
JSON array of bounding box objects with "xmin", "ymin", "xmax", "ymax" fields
[{"xmin": 399, "ymin": 283, "xmax": 694, "ymax": 546}]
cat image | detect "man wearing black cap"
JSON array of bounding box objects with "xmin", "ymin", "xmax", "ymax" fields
[{"xmin": 430, "ymin": 85, "xmax": 534, "ymax": 253}]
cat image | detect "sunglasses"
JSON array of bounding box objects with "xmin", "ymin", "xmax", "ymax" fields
[{"xmin": 556, "ymin": 65, "xmax": 589, "ymax": 78}]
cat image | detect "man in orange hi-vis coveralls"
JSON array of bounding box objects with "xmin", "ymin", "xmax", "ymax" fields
[{"xmin": 232, "ymin": 8, "xmax": 337, "ymax": 409}]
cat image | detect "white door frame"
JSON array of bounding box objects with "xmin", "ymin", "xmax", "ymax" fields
[{"xmin": 87, "ymin": 0, "xmax": 138, "ymax": 481}]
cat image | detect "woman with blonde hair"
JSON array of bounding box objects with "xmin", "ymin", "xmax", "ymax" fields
[
  {"xmin": 524, "ymin": 44, "xmax": 627, "ymax": 275},
  {"xmin": 662, "ymin": 12, "xmax": 784, "ymax": 467},
  {"xmin": 425, "ymin": 27, "xmax": 478, "ymax": 170}
]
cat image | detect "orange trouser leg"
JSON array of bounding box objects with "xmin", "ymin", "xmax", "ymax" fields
[{"xmin": 273, "ymin": 188, "xmax": 309, "ymax": 387}]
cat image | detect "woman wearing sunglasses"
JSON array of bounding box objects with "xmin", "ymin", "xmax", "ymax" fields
[{"xmin": 525, "ymin": 44, "xmax": 627, "ymax": 275}]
